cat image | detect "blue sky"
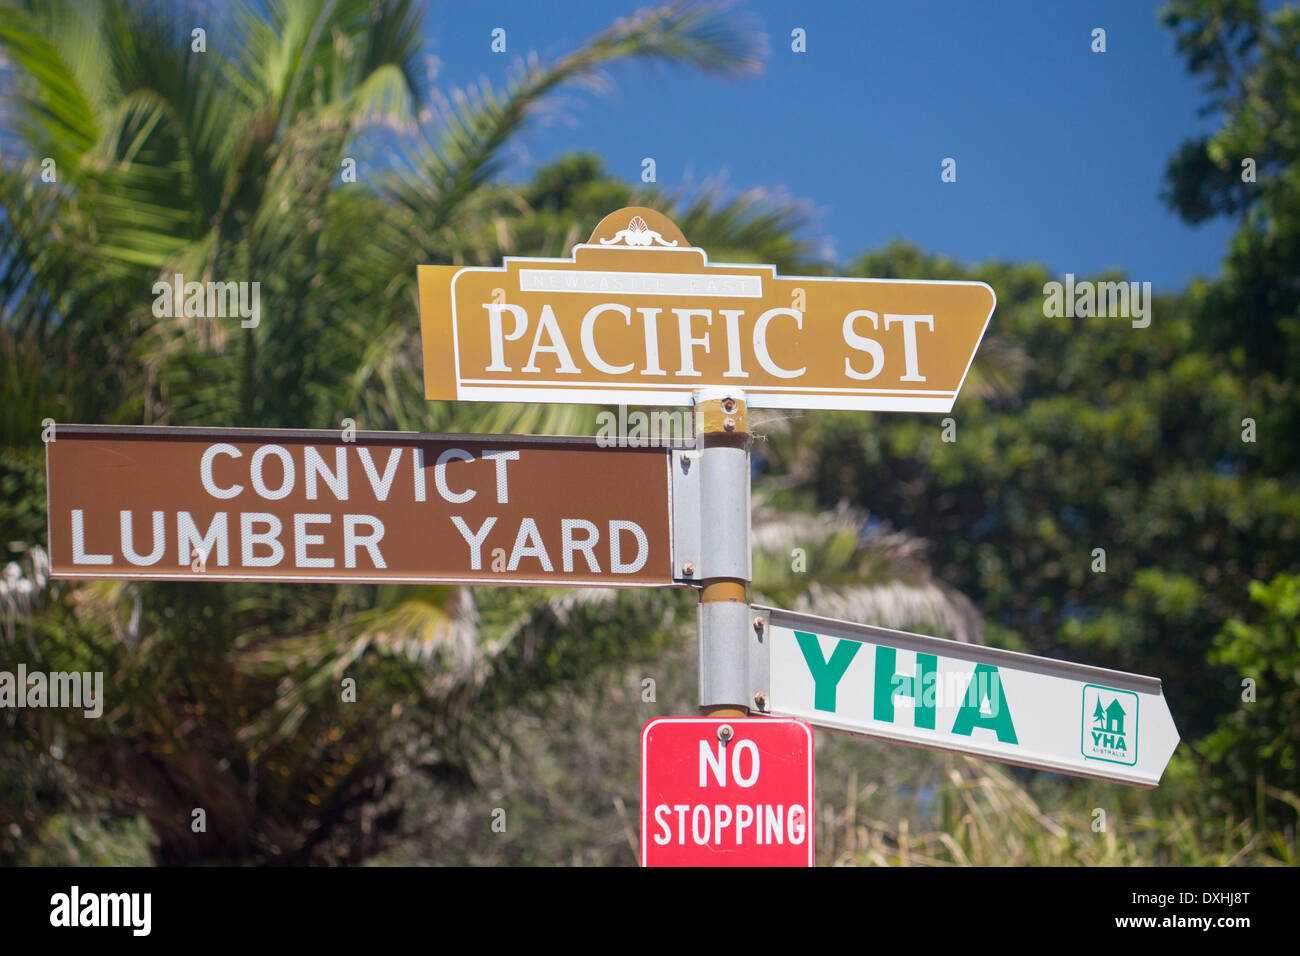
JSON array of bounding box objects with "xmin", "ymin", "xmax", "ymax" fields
[{"xmin": 418, "ymin": 1, "xmax": 1241, "ymax": 291}]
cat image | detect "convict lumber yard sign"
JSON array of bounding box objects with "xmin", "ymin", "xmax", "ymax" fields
[
  {"xmin": 417, "ymin": 207, "xmax": 995, "ymax": 413},
  {"xmin": 46, "ymin": 425, "xmax": 676, "ymax": 587}
]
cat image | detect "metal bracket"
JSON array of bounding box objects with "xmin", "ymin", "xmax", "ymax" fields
[
  {"xmin": 749, "ymin": 605, "xmax": 771, "ymax": 713},
  {"xmin": 670, "ymin": 449, "xmax": 700, "ymax": 583},
  {"xmin": 698, "ymin": 441, "xmax": 751, "ymax": 582}
]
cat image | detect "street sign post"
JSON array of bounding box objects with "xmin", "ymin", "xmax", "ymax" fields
[
  {"xmin": 640, "ymin": 717, "xmax": 814, "ymax": 867},
  {"xmin": 45, "ymin": 425, "xmax": 681, "ymax": 588},
  {"xmin": 41, "ymin": 201, "xmax": 1185, "ymax": 868},
  {"xmin": 754, "ymin": 605, "xmax": 1181, "ymax": 788},
  {"xmin": 417, "ymin": 207, "xmax": 995, "ymax": 412}
]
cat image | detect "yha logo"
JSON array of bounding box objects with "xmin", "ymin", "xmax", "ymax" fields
[{"xmin": 1081, "ymin": 685, "xmax": 1138, "ymax": 767}]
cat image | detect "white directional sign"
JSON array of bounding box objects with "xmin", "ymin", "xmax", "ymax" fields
[{"xmin": 757, "ymin": 605, "xmax": 1180, "ymax": 788}]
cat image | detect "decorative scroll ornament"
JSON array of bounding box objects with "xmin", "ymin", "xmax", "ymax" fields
[{"xmin": 599, "ymin": 214, "xmax": 679, "ymax": 247}]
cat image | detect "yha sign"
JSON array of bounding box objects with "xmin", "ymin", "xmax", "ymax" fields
[
  {"xmin": 760, "ymin": 605, "xmax": 1181, "ymax": 788},
  {"xmin": 417, "ymin": 207, "xmax": 995, "ymax": 412}
]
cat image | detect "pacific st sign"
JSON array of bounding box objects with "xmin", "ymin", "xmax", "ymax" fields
[
  {"xmin": 46, "ymin": 425, "xmax": 678, "ymax": 587},
  {"xmin": 417, "ymin": 207, "xmax": 996, "ymax": 412},
  {"xmin": 756, "ymin": 605, "xmax": 1180, "ymax": 788}
]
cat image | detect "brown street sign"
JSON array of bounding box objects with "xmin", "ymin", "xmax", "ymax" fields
[
  {"xmin": 45, "ymin": 425, "xmax": 678, "ymax": 587},
  {"xmin": 418, "ymin": 206, "xmax": 995, "ymax": 412}
]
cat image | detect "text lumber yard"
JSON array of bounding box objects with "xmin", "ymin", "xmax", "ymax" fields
[{"xmin": 45, "ymin": 207, "xmax": 1181, "ymax": 867}]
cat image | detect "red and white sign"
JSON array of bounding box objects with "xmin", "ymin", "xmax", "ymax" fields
[{"xmin": 640, "ymin": 717, "xmax": 814, "ymax": 867}]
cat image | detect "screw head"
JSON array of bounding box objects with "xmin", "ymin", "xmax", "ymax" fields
[
  {"xmin": 722, "ymin": 398, "xmax": 737, "ymax": 413},
  {"xmin": 753, "ymin": 617, "xmax": 765, "ymax": 632},
  {"xmin": 683, "ymin": 563, "xmax": 695, "ymax": 577},
  {"xmin": 717, "ymin": 724, "xmax": 734, "ymax": 742},
  {"xmin": 753, "ymin": 692, "xmax": 767, "ymax": 710},
  {"xmin": 723, "ymin": 417, "xmax": 736, "ymax": 431}
]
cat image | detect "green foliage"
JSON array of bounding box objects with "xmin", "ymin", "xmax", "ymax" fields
[
  {"xmin": 1160, "ymin": 0, "xmax": 1300, "ymax": 410},
  {"xmin": 21, "ymin": 814, "xmax": 157, "ymax": 867},
  {"xmin": 1199, "ymin": 573, "xmax": 1300, "ymax": 819},
  {"xmin": 824, "ymin": 755, "xmax": 1296, "ymax": 867}
]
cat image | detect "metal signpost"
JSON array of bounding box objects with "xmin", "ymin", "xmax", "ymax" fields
[{"xmin": 45, "ymin": 206, "xmax": 1181, "ymax": 867}]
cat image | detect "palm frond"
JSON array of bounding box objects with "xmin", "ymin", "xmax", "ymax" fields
[
  {"xmin": 385, "ymin": 0, "xmax": 764, "ymax": 244},
  {"xmin": 751, "ymin": 499, "xmax": 983, "ymax": 643},
  {"xmin": 0, "ymin": 2, "xmax": 101, "ymax": 168}
]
